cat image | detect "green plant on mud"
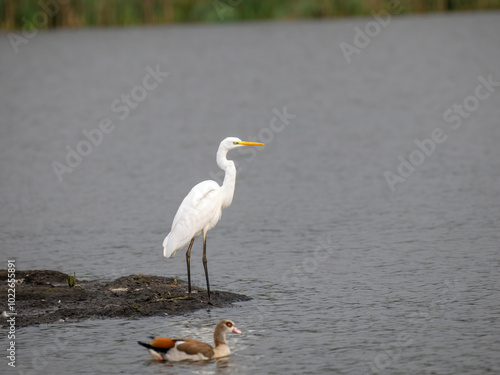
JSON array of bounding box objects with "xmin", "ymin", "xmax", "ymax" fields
[{"xmin": 67, "ymin": 272, "xmax": 76, "ymax": 288}]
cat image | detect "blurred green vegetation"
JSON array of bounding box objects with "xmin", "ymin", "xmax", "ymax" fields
[{"xmin": 1, "ymin": 0, "xmax": 499, "ymax": 30}]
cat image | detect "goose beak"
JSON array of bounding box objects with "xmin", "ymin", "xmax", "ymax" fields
[
  {"xmin": 238, "ymin": 141, "xmax": 265, "ymax": 146},
  {"xmin": 232, "ymin": 327, "xmax": 242, "ymax": 334}
]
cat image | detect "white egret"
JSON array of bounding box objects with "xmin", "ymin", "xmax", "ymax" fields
[{"xmin": 163, "ymin": 137, "xmax": 264, "ymax": 302}]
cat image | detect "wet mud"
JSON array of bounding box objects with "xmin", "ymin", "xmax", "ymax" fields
[{"xmin": 0, "ymin": 270, "xmax": 251, "ymax": 328}]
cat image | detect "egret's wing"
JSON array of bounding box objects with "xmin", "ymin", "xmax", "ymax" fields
[
  {"xmin": 164, "ymin": 180, "xmax": 221, "ymax": 257},
  {"xmin": 171, "ymin": 180, "xmax": 221, "ymax": 232},
  {"xmin": 171, "ymin": 181, "xmax": 220, "ymax": 228}
]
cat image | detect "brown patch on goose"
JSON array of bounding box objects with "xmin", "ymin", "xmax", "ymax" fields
[
  {"xmin": 177, "ymin": 341, "xmax": 214, "ymax": 359},
  {"xmin": 149, "ymin": 337, "xmax": 175, "ymax": 349}
]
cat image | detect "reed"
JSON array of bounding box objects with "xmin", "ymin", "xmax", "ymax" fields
[
  {"xmin": 66, "ymin": 272, "xmax": 76, "ymax": 288},
  {"xmin": 1, "ymin": 0, "xmax": 499, "ymax": 30}
]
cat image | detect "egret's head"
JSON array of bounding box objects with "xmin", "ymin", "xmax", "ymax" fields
[{"xmin": 221, "ymin": 137, "xmax": 265, "ymax": 151}]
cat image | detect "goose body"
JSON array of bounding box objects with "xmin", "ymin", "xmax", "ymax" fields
[{"xmin": 138, "ymin": 319, "xmax": 241, "ymax": 362}]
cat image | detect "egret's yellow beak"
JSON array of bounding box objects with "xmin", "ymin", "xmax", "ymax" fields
[{"xmin": 239, "ymin": 141, "xmax": 265, "ymax": 146}]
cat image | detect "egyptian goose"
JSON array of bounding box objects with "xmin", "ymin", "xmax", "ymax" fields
[{"xmin": 138, "ymin": 319, "xmax": 241, "ymax": 361}]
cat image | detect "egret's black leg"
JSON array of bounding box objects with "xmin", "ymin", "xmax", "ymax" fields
[
  {"xmin": 202, "ymin": 233, "xmax": 211, "ymax": 302},
  {"xmin": 186, "ymin": 238, "xmax": 195, "ymax": 298}
]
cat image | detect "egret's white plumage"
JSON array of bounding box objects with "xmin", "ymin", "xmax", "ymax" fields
[
  {"xmin": 163, "ymin": 179, "xmax": 222, "ymax": 258},
  {"xmin": 162, "ymin": 137, "xmax": 264, "ymax": 300}
]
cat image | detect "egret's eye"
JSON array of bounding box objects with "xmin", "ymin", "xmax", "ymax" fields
[
  {"xmin": 233, "ymin": 141, "xmax": 239, "ymax": 145},
  {"xmin": 226, "ymin": 322, "xmax": 232, "ymax": 327}
]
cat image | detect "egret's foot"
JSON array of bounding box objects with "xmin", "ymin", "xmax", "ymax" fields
[{"xmin": 206, "ymin": 292, "xmax": 214, "ymax": 305}]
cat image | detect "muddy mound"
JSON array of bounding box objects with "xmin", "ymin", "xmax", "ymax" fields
[{"xmin": 0, "ymin": 270, "xmax": 251, "ymax": 328}]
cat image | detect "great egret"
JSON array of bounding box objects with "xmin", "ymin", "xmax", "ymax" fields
[{"xmin": 163, "ymin": 137, "xmax": 264, "ymax": 301}]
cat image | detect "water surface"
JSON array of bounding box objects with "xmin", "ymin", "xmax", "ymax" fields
[{"xmin": 1, "ymin": 12, "xmax": 499, "ymax": 375}]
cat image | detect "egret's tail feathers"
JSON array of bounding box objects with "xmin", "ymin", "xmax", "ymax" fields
[
  {"xmin": 163, "ymin": 234, "xmax": 172, "ymax": 258},
  {"xmin": 163, "ymin": 233, "xmax": 181, "ymax": 258},
  {"xmin": 164, "ymin": 247, "xmax": 182, "ymax": 258}
]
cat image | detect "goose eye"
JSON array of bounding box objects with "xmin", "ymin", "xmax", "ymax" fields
[{"xmin": 226, "ymin": 322, "xmax": 232, "ymax": 327}]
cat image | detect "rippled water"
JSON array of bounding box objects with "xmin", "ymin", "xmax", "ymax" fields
[{"xmin": 1, "ymin": 11, "xmax": 500, "ymax": 375}]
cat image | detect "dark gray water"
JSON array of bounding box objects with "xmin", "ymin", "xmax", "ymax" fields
[{"xmin": 1, "ymin": 11, "xmax": 500, "ymax": 375}]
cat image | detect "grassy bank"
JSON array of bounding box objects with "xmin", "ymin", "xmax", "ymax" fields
[{"xmin": 1, "ymin": 0, "xmax": 499, "ymax": 30}]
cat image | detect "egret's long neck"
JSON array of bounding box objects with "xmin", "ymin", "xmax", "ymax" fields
[{"xmin": 216, "ymin": 146, "xmax": 236, "ymax": 210}]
